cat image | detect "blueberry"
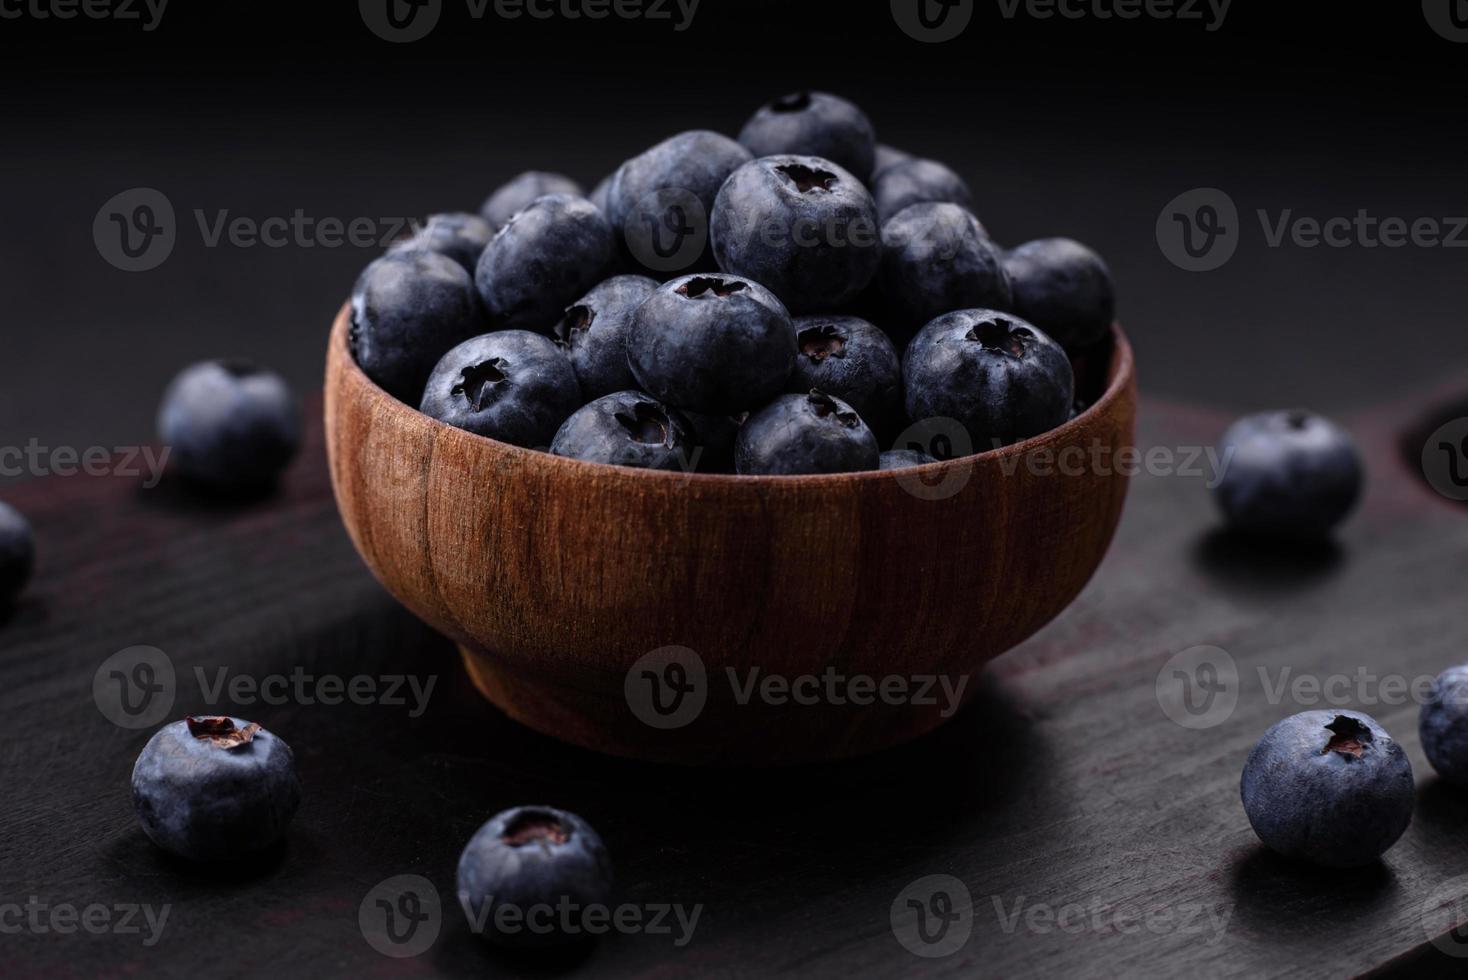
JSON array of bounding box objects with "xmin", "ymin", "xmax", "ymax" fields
[
  {"xmin": 1241, "ymin": 711, "xmax": 1414, "ymax": 868},
  {"xmin": 1422, "ymin": 666, "xmax": 1468, "ymax": 785},
  {"xmin": 553, "ymin": 275, "xmax": 659, "ymax": 400},
  {"xmin": 881, "ymin": 203, "xmax": 1011, "ymax": 340},
  {"xmin": 476, "ymin": 195, "xmax": 614, "ymax": 333},
  {"xmin": 421, "ymin": 331, "xmax": 582, "ymax": 448},
  {"xmin": 1213, "ymin": 411, "xmax": 1363, "ymax": 539},
  {"xmin": 588, "ymin": 174, "xmax": 613, "ymax": 214},
  {"xmin": 904, "ymin": 310, "xmax": 1073, "ymax": 451},
  {"xmin": 0, "ymin": 501, "xmax": 34, "ymax": 605},
  {"xmin": 627, "ymin": 274, "xmax": 795, "ymax": 415},
  {"xmin": 872, "ymin": 158, "xmax": 973, "ymax": 224},
  {"xmin": 711, "ymin": 155, "xmax": 880, "ymax": 313},
  {"xmin": 872, "ymin": 143, "xmax": 912, "ymax": 178},
  {"xmin": 158, "ymin": 360, "xmax": 302, "ymax": 490},
  {"xmin": 390, "ymin": 212, "xmax": 495, "ymax": 274},
  {"xmin": 735, "ymin": 391, "xmax": 880, "ymax": 476},
  {"xmin": 789, "ymin": 315, "xmax": 902, "ymax": 438},
  {"xmin": 350, "ymin": 249, "xmax": 488, "ymax": 403},
  {"xmin": 606, "ymin": 130, "xmax": 752, "ymax": 274},
  {"xmin": 131, "ymin": 716, "xmax": 300, "ymax": 863},
  {"xmin": 1004, "ymin": 238, "xmax": 1116, "ymax": 352},
  {"xmin": 480, "ymin": 171, "xmax": 584, "ymax": 229},
  {"xmin": 738, "ymin": 91, "xmax": 877, "ymax": 184},
  {"xmin": 880, "ymin": 449, "xmax": 937, "ymax": 470},
  {"xmin": 551, "ymin": 391, "xmax": 697, "ymax": 472},
  {"xmin": 457, "ymin": 805, "xmax": 613, "ymax": 949}
]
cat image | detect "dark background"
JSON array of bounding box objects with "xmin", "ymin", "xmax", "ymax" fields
[{"xmin": 2, "ymin": 0, "xmax": 1466, "ymax": 461}]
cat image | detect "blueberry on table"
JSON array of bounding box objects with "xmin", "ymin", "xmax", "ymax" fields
[
  {"xmin": 738, "ymin": 91, "xmax": 877, "ymax": 184},
  {"xmin": 480, "ymin": 171, "xmax": 584, "ymax": 230},
  {"xmin": 1004, "ymin": 238, "xmax": 1116, "ymax": 353},
  {"xmin": 421, "ymin": 331, "xmax": 582, "ymax": 449},
  {"xmin": 157, "ymin": 359, "xmax": 302, "ymax": 491},
  {"xmin": 628, "ymin": 273, "xmax": 795, "ymax": 415},
  {"xmin": 880, "ymin": 449, "xmax": 937, "ymax": 470},
  {"xmin": 711, "ymin": 155, "xmax": 881, "ymax": 313},
  {"xmin": 350, "ymin": 249, "xmax": 488, "ymax": 404},
  {"xmin": 880, "ymin": 203, "xmax": 1012, "ymax": 340},
  {"xmin": 553, "ymin": 275, "xmax": 659, "ymax": 400},
  {"xmin": 551, "ymin": 391, "xmax": 697, "ymax": 472},
  {"xmin": 476, "ymin": 194, "xmax": 614, "ymax": 333},
  {"xmin": 606, "ymin": 130, "xmax": 752, "ymax": 274},
  {"xmin": 735, "ymin": 391, "xmax": 881, "ymax": 476},
  {"xmin": 789, "ymin": 315, "xmax": 902, "ymax": 438},
  {"xmin": 390, "ymin": 212, "xmax": 495, "ymax": 274},
  {"xmin": 131, "ymin": 716, "xmax": 300, "ymax": 863},
  {"xmin": 457, "ymin": 806, "xmax": 613, "ymax": 949},
  {"xmin": 1213, "ymin": 410, "xmax": 1363, "ymax": 539},
  {"xmin": 0, "ymin": 500, "xmax": 34, "ymax": 605},
  {"xmin": 904, "ymin": 310, "xmax": 1073, "ymax": 452},
  {"xmin": 1421, "ymin": 665, "xmax": 1468, "ymax": 785},
  {"xmin": 1241, "ymin": 711, "xmax": 1414, "ymax": 868},
  {"xmin": 872, "ymin": 157, "xmax": 973, "ymax": 224}
]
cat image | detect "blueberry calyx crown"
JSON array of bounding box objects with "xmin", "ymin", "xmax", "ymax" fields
[
  {"xmin": 615, "ymin": 402, "xmax": 672, "ymax": 446},
  {"xmin": 798, "ymin": 324, "xmax": 847, "ymax": 361},
  {"xmin": 1283, "ymin": 410, "xmax": 1313, "ymax": 431},
  {"xmin": 453, "ymin": 358, "xmax": 510, "ymax": 412},
  {"xmin": 554, "ymin": 305, "xmax": 595, "ymax": 347},
  {"xmin": 808, "ymin": 390, "xmax": 860, "ymax": 429},
  {"xmin": 770, "ymin": 91, "xmax": 813, "ymax": 113},
  {"xmin": 218, "ymin": 359, "xmax": 264, "ymax": 379},
  {"xmin": 967, "ymin": 317, "xmax": 1030, "ymax": 358},
  {"xmin": 677, "ymin": 277, "xmax": 746, "ymax": 300},
  {"xmin": 500, "ymin": 809, "xmax": 571, "ymax": 848},
  {"xmin": 185, "ymin": 715, "xmax": 262, "ymax": 750},
  {"xmin": 776, "ymin": 163, "xmax": 839, "ymax": 194},
  {"xmin": 1322, "ymin": 715, "xmax": 1372, "ymax": 760}
]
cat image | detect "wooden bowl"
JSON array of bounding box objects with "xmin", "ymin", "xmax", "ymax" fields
[{"xmin": 324, "ymin": 304, "xmax": 1137, "ymax": 764}]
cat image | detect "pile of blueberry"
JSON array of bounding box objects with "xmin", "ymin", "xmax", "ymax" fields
[{"xmin": 348, "ymin": 91, "xmax": 1116, "ymax": 475}]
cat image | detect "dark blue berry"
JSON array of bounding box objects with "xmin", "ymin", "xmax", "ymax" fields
[
  {"xmin": 711, "ymin": 155, "xmax": 880, "ymax": 313},
  {"xmin": 880, "ymin": 449, "xmax": 937, "ymax": 470},
  {"xmin": 476, "ymin": 195, "xmax": 614, "ymax": 333},
  {"xmin": 421, "ymin": 331, "xmax": 582, "ymax": 448},
  {"xmin": 0, "ymin": 501, "xmax": 34, "ymax": 605},
  {"xmin": 480, "ymin": 171, "xmax": 584, "ymax": 230},
  {"xmin": 872, "ymin": 158, "xmax": 972, "ymax": 224},
  {"xmin": 735, "ymin": 391, "xmax": 880, "ymax": 476},
  {"xmin": 350, "ymin": 250, "xmax": 488, "ymax": 404},
  {"xmin": 904, "ymin": 310, "xmax": 1073, "ymax": 451},
  {"xmin": 789, "ymin": 315, "xmax": 902, "ymax": 438},
  {"xmin": 588, "ymin": 174, "xmax": 613, "ymax": 214},
  {"xmin": 1004, "ymin": 238, "xmax": 1116, "ymax": 353},
  {"xmin": 628, "ymin": 274, "xmax": 795, "ymax": 415},
  {"xmin": 1241, "ymin": 711, "xmax": 1414, "ymax": 868},
  {"xmin": 551, "ymin": 391, "xmax": 697, "ymax": 472},
  {"xmin": 872, "ymin": 143, "xmax": 912, "ymax": 178},
  {"xmin": 158, "ymin": 360, "xmax": 302, "ymax": 490},
  {"xmin": 880, "ymin": 203, "xmax": 1011, "ymax": 340},
  {"xmin": 131, "ymin": 716, "xmax": 300, "ymax": 863},
  {"xmin": 738, "ymin": 91, "xmax": 877, "ymax": 184},
  {"xmin": 1422, "ymin": 666, "xmax": 1468, "ymax": 785},
  {"xmin": 457, "ymin": 806, "xmax": 613, "ymax": 949},
  {"xmin": 553, "ymin": 275, "xmax": 659, "ymax": 400},
  {"xmin": 390, "ymin": 212, "xmax": 495, "ymax": 274},
  {"xmin": 1214, "ymin": 411, "xmax": 1363, "ymax": 539}
]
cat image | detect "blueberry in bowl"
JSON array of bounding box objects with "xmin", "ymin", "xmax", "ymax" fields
[
  {"xmin": 551, "ymin": 392, "xmax": 698, "ymax": 472},
  {"xmin": 158, "ymin": 359, "xmax": 303, "ymax": 491},
  {"xmin": 872, "ymin": 157, "xmax": 973, "ymax": 224},
  {"xmin": 480, "ymin": 171, "xmax": 584, "ymax": 230},
  {"xmin": 736, "ymin": 391, "xmax": 881, "ymax": 476},
  {"xmin": 476, "ymin": 194, "xmax": 614, "ymax": 333},
  {"xmin": 738, "ymin": 91, "xmax": 877, "ymax": 184},
  {"xmin": 880, "ymin": 203, "xmax": 1011, "ymax": 342},
  {"xmin": 0, "ymin": 500, "xmax": 34, "ymax": 605},
  {"xmin": 880, "ymin": 449, "xmax": 937, "ymax": 470},
  {"xmin": 1004, "ymin": 238, "xmax": 1116, "ymax": 354},
  {"xmin": 710, "ymin": 155, "xmax": 881, "ymax": 313},
  {"xmin": 131, "ymin": 716, "xmax": 300, "ymax": 863},
  {"xmin": 553, "ymin": 275, "xmax": 659, "ymax": 401},
  {"xmin": 788, "ymin": 315, "xmax": 902, "ymax": 440},
  {"xmin": 1213, "ymin": 410, "xmax": 1363, "ymax": 539},
  {"xmin": 390, "ymin": 212, "xmax": 495, "ymax": 274},
  {"xmin": 421, "ymin": 331, "xmax": 582, "ymax": 449}
]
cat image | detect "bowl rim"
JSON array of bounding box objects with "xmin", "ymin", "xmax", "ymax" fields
[{"xmin": 330, "ymin": 302, "xmax": 1135, "ymax": 486}]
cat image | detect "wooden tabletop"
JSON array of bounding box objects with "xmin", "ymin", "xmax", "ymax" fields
[{"xmin": 4, "ymin": 383, "xmax": 1468, "ymax": 979}]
